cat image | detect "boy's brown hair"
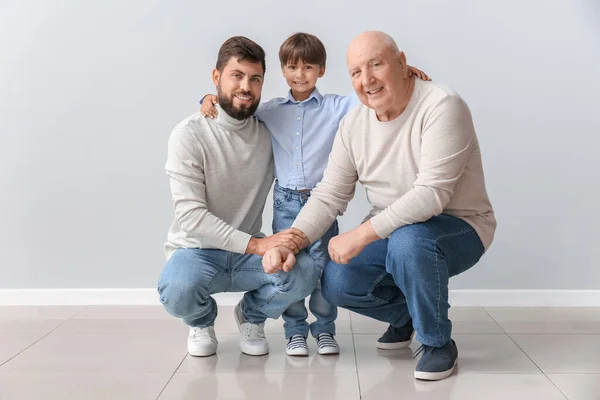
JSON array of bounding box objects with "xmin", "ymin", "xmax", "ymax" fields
[
  {"xmin": 278, "ymin": 33, "xmax": 327, "ymax": 67},
  {"xmin": 216, "ymin": 36, "xmax": 266, "ymax": 74}
]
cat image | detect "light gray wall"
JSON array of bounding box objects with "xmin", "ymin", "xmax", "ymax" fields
[{"xmin": 1, "ymin": 0, "xmax": 598, "ymax": 289}]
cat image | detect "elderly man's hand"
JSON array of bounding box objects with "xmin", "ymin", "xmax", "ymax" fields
[
  {"xmin": 262, "ymin": 246, "xmax": 297, "ymax": 274},
  {"xmin": 328, "ymin": 221, "xmax": 380, "ymax": 264}
]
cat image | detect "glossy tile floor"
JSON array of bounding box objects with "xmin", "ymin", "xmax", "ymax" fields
[{"xmin": 1, "ymin": 305, "xmax": 599, "ymax": 399}]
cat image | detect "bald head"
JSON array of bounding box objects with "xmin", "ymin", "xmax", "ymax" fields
[
  {"xmin": 346, "ymin": 31, "xmax": 413, "ymax": 121},
  {"xmin": 347, "ymin": 31, "xmax": 399, "ymax": 63}
]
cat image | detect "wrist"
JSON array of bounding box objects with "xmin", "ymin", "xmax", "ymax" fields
[
  {"xmin": 246, "ymin": 237, "xmax": 262, "ymax": 255},
  {"xmin": 357, "ymin": 221, "xmax": 380, "ymax": 245}
]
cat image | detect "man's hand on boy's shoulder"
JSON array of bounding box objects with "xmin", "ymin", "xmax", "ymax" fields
[
  {"xmin": 407, "ymin": 65, "xmax": 431, "ymax": 81},
  {"xmin": 200, "ymin": 94, "xmax": 219, "ymax": 118}
]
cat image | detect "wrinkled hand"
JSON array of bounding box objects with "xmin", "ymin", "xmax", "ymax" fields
[
  {"xmin": 262, "ymin": 246, "xmax": 296, "ymax": 274},
  {"xmin": 247, "ymin": 228, "xmax": 307, "ymax": 256},
  {"xmin": 329, "ymin": 222, "xmax": 380, "ymax": 264},
  {"xmin": 407, "ymin": 65, "xmax": 431, "ymax": 81},
  {"xmin": 199, "ymin": 94, "xmax": 219, "ymax": 118}
]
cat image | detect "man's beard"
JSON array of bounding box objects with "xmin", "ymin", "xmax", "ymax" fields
[{"xmin": 217, "ymin": 86, "xmax": 260, "ymax": 120}]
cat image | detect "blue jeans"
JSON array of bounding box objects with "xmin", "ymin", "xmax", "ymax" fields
[
  {"xmin": 158, "ymin": 248, "xmax": 321, "ymax": 327},
  {"xmin": 321, "ymin": 214, "xmax": 484, "ymax": 348},
  {"xmin": 273, "ymin": 182, "xmax": 339, "ymax": 338}
]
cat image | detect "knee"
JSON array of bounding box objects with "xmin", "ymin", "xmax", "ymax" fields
[
  {"xmin": 320, "ymin": 262, "xmax": 350, "ymax": 307},
  {"xmin": 158, "ymin": 277, "xmax": 202, "ymax": 318},
  {"xmin": 387, "ymin": 225, "xmax": 436, "ymax": 275},
  {"xmin": 283, "ymin": 253, "xmax": 321, "ymax": 300}
]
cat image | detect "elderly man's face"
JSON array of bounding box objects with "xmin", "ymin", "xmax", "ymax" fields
[
  {"xmin": 212, "ymin": 57, "xmax": 263, "ymax": 120},
  {"xmin": 347, "ymin": 40, "xmax": 408, "ymax": 115}
]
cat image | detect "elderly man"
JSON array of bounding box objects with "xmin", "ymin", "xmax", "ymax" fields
[
  {"xmin": 263, "ymin": 31, "xmax": 496, "ymax": 381},
  {"xmin": 158, "ymin": 36, "xmax": 316, "ymax": 358}
]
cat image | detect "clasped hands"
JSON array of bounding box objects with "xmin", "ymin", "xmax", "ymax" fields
[{"xmin": 259, "ymin": 222, "xmax": 379, "ymax": 275}]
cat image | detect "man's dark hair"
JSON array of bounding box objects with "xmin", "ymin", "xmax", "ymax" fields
[
  {"xmin": 279, "ymin": 32, "xmax": 327, "ymax": 67},
  {"xmin": 216, "ymin": 36, "xmax": 266, "ymax": 74}
]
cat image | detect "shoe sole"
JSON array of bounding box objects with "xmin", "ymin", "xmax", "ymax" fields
[
  {"xmin": 286, "ymin": 349, "xmax": 309, "ymax": 357},
  {"xmin": 376, "ymin": 330, "xmax": 416, "ymax": 350},
  {"xmin": 317, "ymin": 347, "xmax": 340, "ymax": 355},
  {"xmin": 414, "ymin": 360, "xmax": 457, "ymax": 381},
  {"xmin": 188, "ymin": 348, "xmax": 216, "ymax": 357},
  {"xmin": 240, "ymin": 345, "xmax": 269, "ymax": 356}
]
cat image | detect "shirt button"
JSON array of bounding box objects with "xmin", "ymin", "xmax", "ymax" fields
[
  {"xmin": 296, "ymin": 146, "xmax": 300, "ymax": 150},
  {"xmin": 296, "ymin": 117, "xmax": 301, "ymax": 120},
  {"xmin": 295, "ymin": 132, "xmax": 300, "ymax": 136},
  {"xmin": 296, "ymin": 162, "xmax": 300, "ymax": 166}
]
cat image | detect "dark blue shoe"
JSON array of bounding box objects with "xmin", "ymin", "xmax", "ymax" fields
[
  {"xmin": 414, "ymin": 339, "xmax": 458, "ymax": 381},
  {"xmin": 376, "ymin": 319, "xmax": 415, "ymax": 349}
]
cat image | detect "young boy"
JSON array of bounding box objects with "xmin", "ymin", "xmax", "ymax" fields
[{"xmin": 200, "ymin": 33, "xmax": 429, "ymax": 356}]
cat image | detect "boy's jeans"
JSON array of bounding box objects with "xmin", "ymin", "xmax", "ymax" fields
[
  {"xmin": 273, "ymin": 182, "xmax": 339, "ymax": 338},
  {"xmin": 321, "ymin": 214, "xmax": 485, "ymax": 348},
  {"xmin": 158, "ymin": 248, "xmax": 321, "ymax": 327}
]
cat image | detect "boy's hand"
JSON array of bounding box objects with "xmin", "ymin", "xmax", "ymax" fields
[
  {"xmin": 200, "ymin": 94, "xmax": 219, "ymax": 118},
  {"xmin": 262, "ymin": 246, "xmax": 296, "ymax": 274},
  {"xmin": 407, "ymin": 65, "xmax": 431, "ymax": 81}
]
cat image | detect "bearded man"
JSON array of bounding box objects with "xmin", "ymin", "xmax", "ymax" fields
[{"xmin": 158, "ymin": 36, "xmax": 317, "ymax": 358}]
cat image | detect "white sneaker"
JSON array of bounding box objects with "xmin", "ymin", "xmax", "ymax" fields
[
  {"xmin": 286, "ymin": 335, "xmax": 309, "ymax": 356},
  {"xmin": 187, "ymin": 326, "xmax": 218, "ymax": 357},
  {"xmin": 316, "ymin": 333, "xmax": 340, "ymax": 355},
  {"xmin": 234, "ymin": 302, "xmax": 269, "ymax": 356}
]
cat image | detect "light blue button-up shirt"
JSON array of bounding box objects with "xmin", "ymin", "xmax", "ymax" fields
[{"xmin": 256, "ymin": 88, "xmax": 360, "ymax": 190}]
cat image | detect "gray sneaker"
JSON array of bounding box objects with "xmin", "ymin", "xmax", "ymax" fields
[
  {"xmin": 414, "ymin": 339, "xmax": 458, "ymax": 381},
  {"xmin": 376, "ymin": 319, "xmax": 415, "ymax": 350}
]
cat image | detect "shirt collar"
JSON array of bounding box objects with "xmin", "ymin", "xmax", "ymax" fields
[{"xmin": 281, "ymin": 87, "xmax": 323, "ymax": 106}]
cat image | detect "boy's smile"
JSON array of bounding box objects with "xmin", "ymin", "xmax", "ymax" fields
[{"xmin": 281, "ymin": 59, "xmax": 325, "ymax": 102}]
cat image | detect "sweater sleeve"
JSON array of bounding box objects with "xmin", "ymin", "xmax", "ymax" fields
[
  {"xmin": 165, "ymin": 126, "xmax": 252, "ymax": 254},
  {"xmin": 369, "ymin": 94, "xmax": 475, "ymax": 239},
  {"xmin": 292, "ymin": 119, "xmax": 358, "ymax": 243}
]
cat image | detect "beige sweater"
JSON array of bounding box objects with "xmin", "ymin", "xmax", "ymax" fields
[
  {"xmin": 164, "ymin": 106, "xmax": 274, "ymax": 259},
  {"xmin": 292, "ymin": 79, "xmax": 496, "ymax": 250}
]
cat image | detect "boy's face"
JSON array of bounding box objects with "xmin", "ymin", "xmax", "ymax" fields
[
  {"xmin": 212, "ymin": 57, "xmax": 264, "ymax": 120},
  {"xmin": 281, "ymin": 59, "xmax": 325, "ymax": 97}
]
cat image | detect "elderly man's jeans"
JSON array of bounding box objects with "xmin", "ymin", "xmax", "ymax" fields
[
  {"xmin": 321, "ymin": 214, "xmax": 485, "ymax": 348},
  {"xmin": 158, "ymin": 248, "xmax": 321, "ymax": 327},
  {"xmin": 272, "ymin": 182, "xmax": 339, "ymax": 338}
]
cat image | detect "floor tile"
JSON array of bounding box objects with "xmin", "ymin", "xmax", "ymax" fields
[
  {"xmin": 159, "ymin": 373, "xmax": 360, "ymax": 400},
  {"xmin": 74, "ymin": 305, "xmax": 171, "ymax": 319},
  {"xmin": 0, "ymin": 334, "xmax": 45, "ymax": 365},
  {"xmin": 0, "ymin": 306, "xmax": 83, "ymax": 334},
  {"xmin": 54, "ymin": 318, "xmax": 188, "ymax": 334},
  {"xmin": 0, "ymin": 319, "xmax": 66, "ymax": 334},
  {"xmin": 350, "ymin": 307, "xmax": 503, "ymax": 334},
  {"xmin": 485, "ymin": 307, "xmax": 600, "ymax": 322},
  {"xmin": 359, "ymin": 373, "xmax": 566, "ymax": 400},
  {"xmin": 547, "ymin": 374, "xmax": 600, "ymax": 400},
  {"xmin": 178, "ymin": 334, "xmax": 356, "ymax": 375},
  {"xmin": 0, "ymin": 372, "xmax": 171, "ymax": 400},
  {"xmin": 487, "ymin": 307, "xmax": 600, "ymax": 333},
  {"xmin": 511, "ymin": 334, "xmax": 600, "ymax": 373},
  {"xmin": 354, "ymin": 334, "xmax": 539, "ymax": 374},
  {"xmin": 0, "ymin": 333, "xmax": 187, "ymax": 373},
  {"xmin": 0, "ymin": 306, "xmax": 84, "ymax": 320}
]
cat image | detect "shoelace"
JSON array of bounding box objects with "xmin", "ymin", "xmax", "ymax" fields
[
  {"xmin": 413, "ymin": 344, "xmax": 435, "ymax": 359},
  {"xmin": 190, "ymin": 327, "xmax": 213, "ymax": 341},
  {"xmin": 242, "ymin": 323, "xmax": 265, "ymax": 340}
]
